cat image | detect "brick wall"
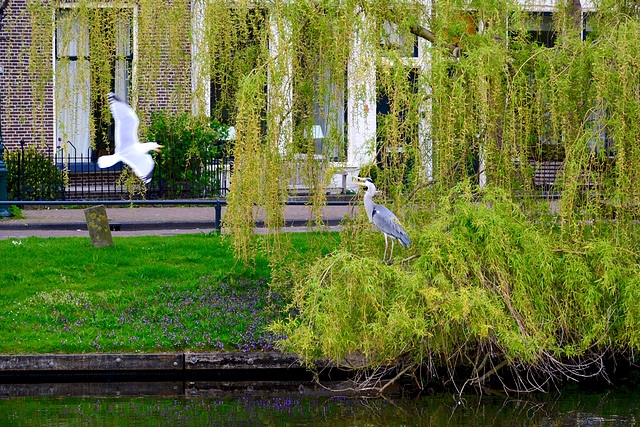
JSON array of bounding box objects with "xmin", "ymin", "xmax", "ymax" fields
[
  {"xmin": 0, "ymin": 0, "xmax": 54, "ymax": 151},
  {"xmin": 136, "ymin": 0, "xmax": 192, "ymax": 123},
  {"xmin": 0, "ymin": 0, "xmax": 192, "ymax": 152}
]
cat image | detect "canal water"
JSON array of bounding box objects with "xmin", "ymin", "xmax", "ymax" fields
[{"xmin": 0, "ymin": 381, "xmax": 638, "ymax": 425}]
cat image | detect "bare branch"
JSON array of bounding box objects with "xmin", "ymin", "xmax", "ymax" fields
[
  {"xmin": 408, "ymin": 24, "xmax": 437, "ymax": 44},
  {"xmin": 409, "ymin": 24, "xmax": 458, "ymax": 55},
  {"xmin": 378, "ymin": 364, "xmax": 414, "ymax": 394},
  {"xmin": 400, "ymin": 254, "xmax": 421, "ymax": 263},
  {"xmin": 360, "ymin": 0, "xmax": 459, "ymax": 56},
  {"xmin": 469, "ymin": 359, "xmax": 510, "ymax": 387}
]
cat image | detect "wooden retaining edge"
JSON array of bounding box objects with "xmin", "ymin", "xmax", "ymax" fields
[
  {"xmin": 0, "ymin": 352, "xmax": 315, "ymax": 372},
  {"xmin": 184, "ymin": 352, "xmax": 305, "ymax": 370}
]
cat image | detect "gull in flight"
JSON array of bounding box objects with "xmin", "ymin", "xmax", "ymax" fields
[{"xmin": 97, "ymin": 93, "xmax": 163, "ymax": 183}]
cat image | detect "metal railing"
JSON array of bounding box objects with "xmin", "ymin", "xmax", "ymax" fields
[{"xmin": 5, "ymin": 142, "xmax": 232, "ymax": 201}]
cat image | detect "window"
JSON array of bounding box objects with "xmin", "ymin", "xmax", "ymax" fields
[
  {"xmin": 435, "ymin": 12, "xmax": 480, "ymax": 184},
  {"xmin": 210, "ymin": 8, "xmax": 266, "ymax": 136},
  {"xmin": 55, "ymin": 6, "xmax": 133, "ymax": 160},
  {"xmin": 525, "ymin": 12, "xmax": 556, "ymax": 48},
  {"xmin": 292, "ymin": 23, "xmax": 347, "ymax": 160},
  {"xmin": 292, "ymin": 60, "xmax": 347, "ymax": 160},
  {"xmin": 508, "ymin": 12, "xmax": 557, "ymax": 49},
  {"xmin": 376, "ymin": 67, "xmax": 419, "ymax": 180}
]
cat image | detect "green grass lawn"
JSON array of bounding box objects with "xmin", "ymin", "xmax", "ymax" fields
[{"xmin": 0, "ymin": 232, "xmax": 339, "ymax": 354}]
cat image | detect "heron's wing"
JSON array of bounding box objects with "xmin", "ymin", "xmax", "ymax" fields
[
  {"xmin": 372, "ymin": 204, "xmax": 411, "ymax": 248},
  {"xmin": 108, "ymin": 92, "xmax": 139, "ymax": 153},
  {"xmin": 122, "ymin": 150, "xmax": 155, "ymax": 184}
]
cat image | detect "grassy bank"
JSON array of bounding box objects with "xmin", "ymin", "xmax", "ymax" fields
[{"xmin": 0, "ymin": 232, "xmax": 339, "ymax": 354}]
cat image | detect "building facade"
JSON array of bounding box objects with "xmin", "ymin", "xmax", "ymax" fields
[{"xmin": 0, "ymin": 0, "xmax": 599, "ymax": 193}]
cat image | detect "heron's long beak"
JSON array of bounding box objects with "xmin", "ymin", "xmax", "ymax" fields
[
  {"xmin": 154, "ymin": 145, "xmax": 164, "ymax": 153},
  {"xmin": 350, "ymin": 177, "xmax": 367, "ymax": 186}
]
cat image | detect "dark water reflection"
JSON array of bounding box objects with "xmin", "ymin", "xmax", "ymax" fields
[{"xmin": 0, "ymin": 381, "xmax": 638, "ymax": 426}]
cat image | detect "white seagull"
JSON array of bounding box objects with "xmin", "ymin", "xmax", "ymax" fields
[{"xmin": 97, "ymin": 93, "xmax": 163, "ymax": 183}]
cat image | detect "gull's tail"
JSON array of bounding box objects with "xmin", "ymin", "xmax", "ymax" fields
[{"xmin": 97, "ymin": 154, "xmax": 121, "ymax": 169}]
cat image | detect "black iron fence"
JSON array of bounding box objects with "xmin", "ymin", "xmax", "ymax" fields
[
  {"xmin": 4, "ymin": 141, "xmax": 566, "ymax": 202},
  {"xmin": 5, "ymin": 143, "xmax": 232, "ymax": 201}
]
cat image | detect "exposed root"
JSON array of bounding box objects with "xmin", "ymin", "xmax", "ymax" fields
[
  {"xmin": 463, "ymin": 359, "xmax": 510, "ymax": 394},
  {"xmin": 312, "ymin": 361, "xmax": 416, "ymax": 395},
  {"xmin": 378, "ymin": 364, "xmax": 414, "ymax": 394}
]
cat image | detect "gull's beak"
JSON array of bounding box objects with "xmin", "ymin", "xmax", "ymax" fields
[{"xmin": 154, "ymin": 145, "xmax": 164, "ymax": 153}]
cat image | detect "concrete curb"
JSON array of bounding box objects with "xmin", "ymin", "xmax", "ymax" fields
[{"xmin": 0, "ymin": 221, "xmax": 216, "ymax": 231}]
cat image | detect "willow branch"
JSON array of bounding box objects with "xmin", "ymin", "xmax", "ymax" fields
[
  {"xmin": 407, "ymin": 156, "xmax": 464, "ymax": 201},
  {"xmin": 569, "ymin": 0, "xmax": 582, "ymax": 31},
  {"xmin": 408, "ymin": 23, "xmax": 436, "ymax": 44},
  {"xmin": 357, "ymin": 0, "xmax": 458, "ymax": 56}
]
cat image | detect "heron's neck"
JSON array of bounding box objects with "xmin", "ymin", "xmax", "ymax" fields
[{"xmin": 363, "ymin": 188, "xmax": 375, "ymax": 222}]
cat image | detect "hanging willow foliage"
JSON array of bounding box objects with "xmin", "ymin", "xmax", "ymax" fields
[
  {"xmin": 18, "ymin": 1, "xmax": 640, "ymax": 225},
  {"xmin": 19, "ymin": 0, "xmax": 640, "ymax": 390}
]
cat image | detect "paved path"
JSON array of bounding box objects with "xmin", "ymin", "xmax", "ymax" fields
[{"xmin": 0, "ymin": 204, "xmax": 359, "ymax": 239}]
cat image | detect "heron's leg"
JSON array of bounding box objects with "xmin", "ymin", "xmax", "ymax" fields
[
  {"xmin": 388, "ymin": 239, "xmax": 395, "ymax": 263},
  {"xmin": 382, "ymin": 233, "xmax": 389, "ymax": 262}
]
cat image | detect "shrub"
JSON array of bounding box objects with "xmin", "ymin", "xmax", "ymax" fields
[
  {"xmin": 272, "ymin": 186, "xmax": 640, "ymax": 393},
  {"xmin": 4, "ymin": 147, "xmax": 65, "ymax": 201},
  {"xmin": 147, "ymin": 111, "xmax": 229, "ymax": 197}
]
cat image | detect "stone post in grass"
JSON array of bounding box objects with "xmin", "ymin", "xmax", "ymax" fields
[{"xmin": 84, "ymin": 205, "xmax": 114, "ymax": 247}]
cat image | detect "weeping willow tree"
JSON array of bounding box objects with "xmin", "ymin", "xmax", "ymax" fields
[{"xmin": 20, "ymin": 0, "xmax": 640, "ymax": 392}]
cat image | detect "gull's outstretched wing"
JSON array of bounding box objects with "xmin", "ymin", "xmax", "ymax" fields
[
  {"xmin": 124, "ymin": 148, "xmax": 155, "ymax": 183},
  {"xmin": 108, "ymin": 92, "xmax": 139, "ymax": 153}
]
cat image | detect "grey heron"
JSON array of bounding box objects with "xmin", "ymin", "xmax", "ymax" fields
[
  {"xmin": 353, "ymin": 177, "xmax": 411, "ymax": 263},
  {"xmin": 97, "ymin": 93, "xmax": 163, "ymax": 183}
]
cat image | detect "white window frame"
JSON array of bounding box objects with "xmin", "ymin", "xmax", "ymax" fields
[{"xmin": 53, "ymin": 2, "xmax": 138, "ymax": 158}]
